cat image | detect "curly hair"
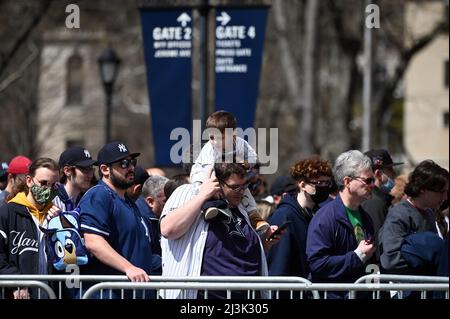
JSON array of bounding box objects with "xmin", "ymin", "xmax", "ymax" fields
[{"xmin": 290, "ymin": 156, "xmax": 333, "ymax": 182}]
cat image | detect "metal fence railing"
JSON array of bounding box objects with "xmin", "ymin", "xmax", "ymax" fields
[
  {"xmin": 80, "ymin": 281, "xmax": 449, "ymax": 300},
  {"xmin": 1, "ymin": 274, "xmax": 448, "ymax": 300},
  {"xmin": 350, "ymin": 274, "xmax": 449, "ymax": 299},
  {"xmin": 0, "ymin": 280, "xmax": 56, "ymax": 299}
]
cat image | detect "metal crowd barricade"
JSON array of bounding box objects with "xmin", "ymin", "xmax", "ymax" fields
[
  {"xmin": 0, "ymin": 275, "xmax": 129, "ymax": 299},
  {"xmin": 153, "ymin": 276, "xmax": 318, "ymax": 300},
  {"xmin": 81, "ymin": 281, "xmax": 317, "ymax": 300},
  {"xmin": 80, "ymin": 281, "xmax": 449, "ymax": 300},
  {"xmin": 1, "ymin": 274, "xmax": 448, "ymax": 300},
  {"xmin": 350, "ymin": 274, "xmax": 450, "ymax": 299},
  {"xmin": 0, "ymin": 275, "xmax": 318, "ymax": 300},
  {"xmin": 0, "ymin": 280, "xmax": 56, "ymax": 299}
]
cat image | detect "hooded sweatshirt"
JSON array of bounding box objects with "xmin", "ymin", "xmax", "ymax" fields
[
  {"xmin": 9, "ymin": 192, "xmax": 52, "ymax": 225},
  {"xmin": 267, "ymin": 193, "xmax": 313, "ymax": 278}
]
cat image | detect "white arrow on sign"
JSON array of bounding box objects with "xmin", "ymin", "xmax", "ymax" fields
[
  {"xmin": 177, "ymin": 12, "xmax": 191, "ymax": 27},
  {"xmin": 216, "ymin": 11, "xmax": 231, "ymax": 26}
]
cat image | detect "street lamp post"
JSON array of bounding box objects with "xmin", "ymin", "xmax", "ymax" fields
[{"xmin": 98, "ymin": 48, "xmax": 121, "ymax": 144}]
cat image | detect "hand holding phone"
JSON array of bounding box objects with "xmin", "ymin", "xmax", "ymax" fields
[{"xmin": 266, "ymin": 220, "xmax": 291, "ymax": 241}]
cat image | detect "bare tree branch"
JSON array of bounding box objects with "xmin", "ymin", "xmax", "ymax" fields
[
  {"xmin": 0, "ymin": 0, "xmax": 52, "ymax": 79},
  {"xmin": 374, "ymin": 19, "xmax": 447, "ymax": 131},
  {"xmin": 0, "ymin": 41, "xmax": 39, "ymax": 93}
]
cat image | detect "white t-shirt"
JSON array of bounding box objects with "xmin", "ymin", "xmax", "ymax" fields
[{"xmin": 190, "ymin": 137, "xmax": 258, "ymax": 212}]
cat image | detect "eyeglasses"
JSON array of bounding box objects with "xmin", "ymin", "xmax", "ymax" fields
[
  {"xmin": 220, "ymin": 179, "xmax": 249, "ymax": 192},
  {"xmin": 307, "ymin": 180, "xmax": 332, "ymax": 188},
  {"xmin": 114, "ymin": 158, "xmax": 137, "ymax": 169},
  {"xmin": 352, "ymin": 176, "xmax": 375, "ymax": 185},
  {"xmin": 32, "ymin": 178, "xmax": 57, "ymax": 190}
]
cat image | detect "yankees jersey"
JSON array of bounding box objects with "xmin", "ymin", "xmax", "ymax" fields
[{"xmin": 78, "ymin": 180, "xmax": 153, "ymax": 276}]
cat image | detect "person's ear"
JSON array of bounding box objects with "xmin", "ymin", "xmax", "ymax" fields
[
  {"xmin": 343, "ymin": 176, "xmax": 352, "ymax": 188},
  {"xmin": 298, "ymin": 180, "xmax": 307, "ymax": 192},
  {"xmin": 63, "ymin": 166, "xmax": 73, "ymax": 178},
  {"xmin": 25, "ymin": 175, "xmax": 33, "ymax": 188},
  {"xmin": 146, "ymin": 196, "xmax": 155, "ymax": 209},
  {"xmin": 100, "ymin": 164, "xmax": 110, "ymax": 176}
]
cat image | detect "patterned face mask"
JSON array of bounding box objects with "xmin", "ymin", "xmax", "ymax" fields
[{"xmin": 30, "ymin": 183, "xmax": 57, "ymax": 206}]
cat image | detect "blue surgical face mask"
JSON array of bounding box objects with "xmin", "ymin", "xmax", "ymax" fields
[{"xmin": 380, "ymin": 174, "xmax": 395, "ymax": 194}]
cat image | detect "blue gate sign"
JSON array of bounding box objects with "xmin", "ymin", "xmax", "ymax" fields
[
  {"xmin": 140, "ymin": 9, "xmax": 193, "ymax": 166},
  {"xmin": 214, "ymin": 8, "xmax": 268, "ymax": 130}
]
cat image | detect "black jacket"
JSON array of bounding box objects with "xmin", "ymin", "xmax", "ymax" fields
[
  {"xmin": 0, "ymin": 202, "xmax": 42, "ymax": 275},
  {"xmin": 361, "ymin": 187, "xmax": 393, "ymax": 263},
  {"xmin": 361, "ymin": 187, "xmax": 392, "ymax": 235},
  {"xmin": 0, "ymin": 202, "xmax": 52, "ymax": 298}
]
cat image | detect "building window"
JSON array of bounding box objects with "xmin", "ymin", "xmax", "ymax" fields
[
  {"xmin": 66, "ymin": 53, "xmax": 83, "ymax": 106},
  {"xmin": 66, "ymin": 139, "xmax": 84, "ymax": 149},
  {"xmin": 444, "ymin": 111, "xmax": 449, "ymax": 128},
  {"xmin": 445, "ymin": 60, "xmax": 449, "ymax": 88}
]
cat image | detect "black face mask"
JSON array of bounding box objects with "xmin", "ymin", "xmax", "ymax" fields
[{"xmin": 309, "ymin": 185, "xmax": 331, "ymax": 205}]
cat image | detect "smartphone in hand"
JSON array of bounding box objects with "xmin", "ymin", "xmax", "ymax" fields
[
  {"xmin": 266, "ymin": 220, "xmax": 291, "ymax": 241},
  {"xmin": 365, "ymin": 236, "xmax": 374, "ymax": 245}
]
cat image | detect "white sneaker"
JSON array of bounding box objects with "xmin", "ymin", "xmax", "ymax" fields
[
  {"xmin": 204, "ymin": 207, "xmax": 219, "ymax": 220},
  {"xmin": 204, "ymin": 207, "xmax": 231, "ymax": 220}
]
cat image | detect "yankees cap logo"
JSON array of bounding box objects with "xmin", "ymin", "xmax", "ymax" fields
[
  {"xmin": 118, "ymin": 144, "xmax": 128, "ymax": 153},
  {"xmin": 84, "ymin": 150, "xmax": 91, "ymax": 158}
]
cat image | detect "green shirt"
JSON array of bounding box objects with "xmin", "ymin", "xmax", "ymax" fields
[{"xmin": 345, "ymin": 206, "xmax": 364, "ymax": 243}]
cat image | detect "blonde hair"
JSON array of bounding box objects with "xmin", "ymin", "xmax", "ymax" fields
[
  {"xmin": 390, "ymin": 174, "xmax": 408, "ymax": 206},
  {"xmin": 256, "ymin": 200, "xmax": 275, "ymax": 221}
]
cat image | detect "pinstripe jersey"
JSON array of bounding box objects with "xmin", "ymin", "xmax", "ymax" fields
[
  {"xmin": 160, "ymin": 184, "xmax": 269, "ymax": 299},
  {"xmin": 53, "ymin": 184, "xmax": 77, "ymax": 212}
]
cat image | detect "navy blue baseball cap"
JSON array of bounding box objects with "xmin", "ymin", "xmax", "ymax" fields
[
  {"xmin": 97, "ymin": 141, "xmax": 140, "ymax": 165},
  {"xmin": 270, "ymin": 175, "xmax": 297, "ymax": 196},
  {"xmin": 59, "ymin": 146, "xmax": 97, "ymax": 168},
  {"xmin": 133, "ymin": 165, "xmax": 150, "ymax": 185}
]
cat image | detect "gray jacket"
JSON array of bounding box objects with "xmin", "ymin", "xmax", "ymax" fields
[{"xmin": 378, "ymin": 199, "xmax": 436, "ymax": 272}]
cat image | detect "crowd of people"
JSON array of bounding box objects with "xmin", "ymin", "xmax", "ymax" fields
[{"xmin": 0, "ymin": 110, "xmax": 448, "ymax": 299}]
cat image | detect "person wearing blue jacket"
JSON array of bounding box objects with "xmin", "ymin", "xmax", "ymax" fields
[
  {"xmin": 267, "ymin": 156, "xmax": 333, "ymax": 282},
  {"xmin": 306, "ymin": 150, "xmax": 376, "ymax": 299}
]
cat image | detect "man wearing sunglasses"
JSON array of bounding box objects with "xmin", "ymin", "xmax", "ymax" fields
[
  {"xmin": 78, "ymin": 141, "xmax": 155, "ymax": 299},
  {"xmin": 306, "ymin": 150, "xmax": 376, "ymax": 299},
  {"xmin": 160, "ymin": 163, "xmax": 281, "ymax": 299},
  {"xmin": 0, "ymin": 157, "xmax": 61, "ymax": 299},
  {"xmin": 53, "ymin": 146, "xmax": 97, "ymax": 212}
]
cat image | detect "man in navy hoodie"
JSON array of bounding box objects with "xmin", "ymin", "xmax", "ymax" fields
[
  {"xmin": 267, "ymin": 157, "xmax": 333, "ymax": 279},
  {"xmin": 306, "ymin": 150, "xmax": 376, "ymax": 299}
]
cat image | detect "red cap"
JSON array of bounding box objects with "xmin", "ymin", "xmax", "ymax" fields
[{"xmin": 7, "ymin": 156, "xmax": 32, "ymax": 174}]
